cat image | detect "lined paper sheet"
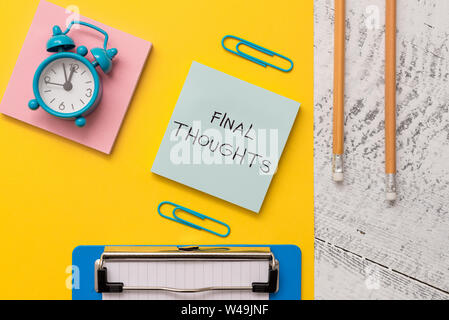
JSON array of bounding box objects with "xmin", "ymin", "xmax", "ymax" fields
[{"xmin": 102, "ymin": 261, "xmax": 270, "ymax": 300}]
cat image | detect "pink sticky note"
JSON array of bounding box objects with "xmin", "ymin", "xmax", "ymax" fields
[{"xmin": 0, "ymin": 0, "xmax": 152, "ymax": 154}]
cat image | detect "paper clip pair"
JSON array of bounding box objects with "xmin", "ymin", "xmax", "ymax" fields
[
  {"xmin": 157, "ymin": 201, "xmax": 231, "ymax": 238},
  {"xmin": 222, "ymin": 35, "xmax": 294, "ymax": 72}
]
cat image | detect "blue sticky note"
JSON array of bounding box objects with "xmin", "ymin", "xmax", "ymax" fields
[{"xmin": 152, "ymin": 62, "xmax": 300, "ymax": 213}]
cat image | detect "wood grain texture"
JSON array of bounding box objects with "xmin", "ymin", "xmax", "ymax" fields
[
  {"xmin": 314, "ymin": 0, "xmax": 449, "ymax": 299},
  {"xmin": 315, "ymin": 240, "xmax": 449, "ymax": 300}
]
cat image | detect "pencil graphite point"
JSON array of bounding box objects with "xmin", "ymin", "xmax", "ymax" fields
[{"xmin": 332, "ymin": 154, "xmax": 344, "ymax": 182}]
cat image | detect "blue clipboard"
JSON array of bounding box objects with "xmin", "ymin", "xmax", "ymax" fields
[{"xmin": 72, "ymin": 245, "xmax": 301, "ymax": 300}]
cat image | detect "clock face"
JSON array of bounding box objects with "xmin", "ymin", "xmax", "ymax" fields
[{"xmin": 38, "ymin": 57, "xmax": 96, "ymax": 114}]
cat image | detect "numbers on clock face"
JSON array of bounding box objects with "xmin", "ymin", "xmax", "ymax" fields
[{"xmin": 38, "ymin": 57, "xmax": 96, "ymax": 114}]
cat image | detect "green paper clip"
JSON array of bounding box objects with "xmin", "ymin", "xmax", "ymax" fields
[
  {"xmin": 222, "ymin": 35, "xmax": 294, "ymax": 72},
  {"xmin": 157, "ymin": 201, "xmax": 231, "ymax": 238}
]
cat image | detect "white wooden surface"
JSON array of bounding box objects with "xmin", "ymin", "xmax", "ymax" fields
[{"xmin": 314, "ymin": 0, "xmax": 449, "ymax": 300}]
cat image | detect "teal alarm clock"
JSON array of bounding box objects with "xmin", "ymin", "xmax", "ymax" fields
[{"xmin": 28, "ymin": 21, "xmax": 118, "ymax": 127}]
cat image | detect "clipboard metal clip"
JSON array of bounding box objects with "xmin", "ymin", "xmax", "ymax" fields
[
  {"xmin": 157, "ymin": 201, "xmax": 231, "ymax": 238},
  {"xmin": 95, "ymin": 246, "xmax": 279, "ymax": 294},
  {"xmin": 222, "ymin": 35, "xmax": 294, "ymax": 72}
]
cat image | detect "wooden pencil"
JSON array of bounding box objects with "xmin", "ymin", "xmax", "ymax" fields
[
  {"xmin": 385, "ymin": 0, "xmax": 397, "ymax": 201},
  {"xmin": 332, "ymin": 0, "xmax": 346, "ymax": 182}
]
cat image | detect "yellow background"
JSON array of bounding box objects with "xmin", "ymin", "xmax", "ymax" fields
[{"xmin": 0, "ymin": 0, "xmax": 314, "ymax": 299}]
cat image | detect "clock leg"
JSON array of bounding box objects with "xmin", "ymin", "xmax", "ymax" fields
[
  {"xmin": 28, "ymin": 99, "xmax": 39, "ymax": 110},
  {"xmin": 75, "ymin": 117, "xmax": 86, "ymax": 128}
]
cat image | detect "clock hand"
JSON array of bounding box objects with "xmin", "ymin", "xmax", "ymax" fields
[
  {"xmin": 63, "ymin": 66, "xmax": 76, "ymax": 91},
  {"xmin": 45, "ymin": 80, "xmax": 65, "ymax": 87},
  {"xmin": 67, "ymin": 66, "xmax": 76, "ymax": 84},
  {"xmin": 63, "ymin": 63, "xmax": 68, "ymax": 82}
]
